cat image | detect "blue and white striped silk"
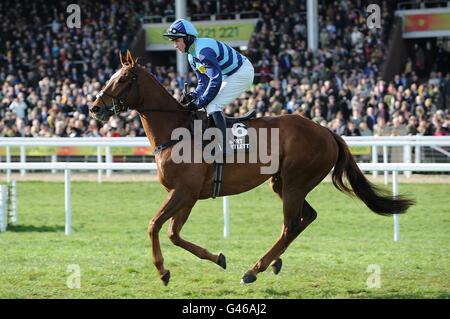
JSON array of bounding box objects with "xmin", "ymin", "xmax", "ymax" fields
[{"xmin": 187, "ymin": 37, "xmax": 248, "ymax": 109}]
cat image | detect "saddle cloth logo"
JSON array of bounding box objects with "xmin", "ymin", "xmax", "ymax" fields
[{"xmin": 229, "ymin": 123, "xmax": 250, "ymax": 151}]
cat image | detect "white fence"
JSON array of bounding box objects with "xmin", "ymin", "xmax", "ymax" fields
[
  {"xmin": 1, "ymin": 136, "xmax": 449, "ymax": 182},
  {"xmin": 0, "ymin": 163, "xmax": 156, "ymax": 235},
  {"xmin": 345, "ymin": 136, "xmax": 450, "ymax": 183},
  {"xmin": 0, "ymin": 137, "xmax": 150, "ymax": 182},
  {"xmin": 1, "ymin": 136, "xmax": 449, "ymax": 238},
  {"xmin": 0, "ymin": 162, "xmax": 449, "ymax": 240}
]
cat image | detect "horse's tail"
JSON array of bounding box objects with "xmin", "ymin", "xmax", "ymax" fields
[{"xmin": 330, "ymin": 131, "xmax": 415, "ymax": 216}]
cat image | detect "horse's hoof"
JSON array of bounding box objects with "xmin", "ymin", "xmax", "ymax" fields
[
  {"xmin": 217, "ymin": 253, "xmax": 227, "ymax": 270},
  {"xmin": 240, "ymin": 272, "xmax": 257, "ymax": 284},
  {"xmin": 161, "ymin": 270, "xmax": 171, "ymax": 286},
  {"xmin": 272, "ymin": 258, "xmax": 282, "ymax": 275}
]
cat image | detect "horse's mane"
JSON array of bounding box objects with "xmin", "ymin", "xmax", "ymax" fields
[{"xmin": 138, "ymin": 65, "xmax": 183, "ymax": 107}]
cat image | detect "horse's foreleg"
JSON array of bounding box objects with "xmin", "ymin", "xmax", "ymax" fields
[
  {"xmin": 168, "ymin": 206, "xmax": 226, "ymax": 269},
  {"xmin": 148, "ymin": 190, "xmax": 194, "ymax": 285},
  {"xmin": 241, "ymin": 189, "xmax": 307, "ymax": 284}
]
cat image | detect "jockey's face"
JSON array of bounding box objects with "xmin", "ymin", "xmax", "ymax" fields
[{"xmin": 173, "ymin": 38, "xmax": 186, "ymax": 53}]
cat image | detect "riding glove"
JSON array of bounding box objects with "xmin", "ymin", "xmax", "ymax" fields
[{"xmin": 180, "ymin": 92, "xmax": 199, "ymax": 110}]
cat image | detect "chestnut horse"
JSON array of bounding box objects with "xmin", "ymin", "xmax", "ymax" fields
[{"xmin": 90, "ymin": 51, "xmax": 414, "ymax": 285}]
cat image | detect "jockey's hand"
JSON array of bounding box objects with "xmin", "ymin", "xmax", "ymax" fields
[
  {"xmin": 180, "ymin": 92, "xmax": 199, "ymax": 110},
  {"xmin": 180, "ymin": 91, "xmax": 196, "ymax": 105}
]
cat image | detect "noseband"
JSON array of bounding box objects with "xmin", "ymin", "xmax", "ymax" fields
[{"xmin": 96, "ymin": 69, "xmax": 139, "ymax": 116}]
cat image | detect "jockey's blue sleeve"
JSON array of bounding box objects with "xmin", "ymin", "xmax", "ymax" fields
[{"xmin": 194, "ymin": 48, "xmax": 222, "ymax": 109}]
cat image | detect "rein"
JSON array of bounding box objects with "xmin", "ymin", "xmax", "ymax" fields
[
  {"xmin": 96, "ymin": 65, "xmax": 195, "ymax": 155},
  {"xmin": 146, "ymin": 108, "xmax": 190, "ymax": 113},
  {"xmin": 97, "ymin": 66, "xmax": 191, "ymax": 114}
]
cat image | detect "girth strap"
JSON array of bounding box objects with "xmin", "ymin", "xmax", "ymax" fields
[
  {"xmin": 153, "ymin": 138, "xmax": 182, "ymax": 155},
  {"xmin": 212, "ymin": 163, "xmax": 224, "ymax": 199}
]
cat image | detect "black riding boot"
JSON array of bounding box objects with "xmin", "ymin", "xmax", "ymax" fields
[{"xmin": 210, "ymin": 111, "xmax": 228, "ymax": 161}]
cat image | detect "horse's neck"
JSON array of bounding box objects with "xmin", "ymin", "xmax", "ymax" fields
[
  {"xmin": 138, "ymin": 111, "xmax": 187, "ymax": 147},
  {"xmin": 137, "ymin": 71, "xmax": 188, "ymax": 148}
]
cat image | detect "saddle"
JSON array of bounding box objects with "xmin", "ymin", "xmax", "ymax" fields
[
  {"xmin": 189, "ymin": 109, "xmax": 257, "ymax": 133},
  {"xmin": 153, "ymin": 110, "xmax": 256, "ymax": 199},
  {"xmin": 189, "ymin": 109, "xmax": 257, "ymax": 198}
]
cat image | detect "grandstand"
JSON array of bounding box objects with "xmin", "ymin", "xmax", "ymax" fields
[{"xmin": 0, "ymin": 0, "xmax": 449, "ymax": 163}]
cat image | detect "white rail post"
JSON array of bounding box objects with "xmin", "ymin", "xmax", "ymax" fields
[
  {"xmin": 223, "ymin": 196, "xmax": 229, "ymax": 238},
  {"xmin": 6, "ymin": 146, "xmax": 11, "ymax": 183},
  {"xmin": 383, "ymin": 145, "xmax": 388, "ymax": 185},
  {"xmin": 20, "ymin": 146, "xmax": 26, "ymax": 176},
  {"xmin": 106, "ymin": 146, "xmax": 112, "ymax": 177},
  {"xmin": 392, "ymin": 170, "xmax": 399, "ymax": 242},
  {"xmin": 51, "ymin": 155, "xmax": 57, "ymax": 174},
  {"xmin": 97, "ymin": 146, "xmax": 102, "ymax": 183},
  {"xmin": 0, "ymin": 185, "xmax": 8, "ymax": 232},
  {"xmin": 372, "ymin": 145, "xmax": 378, "ymax": 177},
  {"xmin": 10, "ymin": 180, "xmax": 17, "ymax": 225},
  {"xmin": 415, "ymin": 145, "xmax": 421, "ymax": 164},
  {"xmin": 65, "ymin": 169, "xmax": 71, "ymax": 236},
  {"xmin": 404, "ymin": 145, "xmax": 412, "ymax": 178}
]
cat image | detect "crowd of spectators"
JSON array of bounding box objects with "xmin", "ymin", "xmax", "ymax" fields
[
  {"xmin": 1, "ymin": 0, "xmax": 449, "ymax": 139},
  {"xmin": 0, "ymin": 0, "xmax": 143, "ymax": 138},
  {"xmin": 238, "ymin": 0, "xmax": 450, "ymax": 137}
]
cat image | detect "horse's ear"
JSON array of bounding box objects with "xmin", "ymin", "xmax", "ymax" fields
[
  {"xmin": 127, "ymin": 50, "xmax": 135, "ymax": 66},
  {"xmin": 119, "ymin": 51, "xmax": 125, "ymax": 67}
]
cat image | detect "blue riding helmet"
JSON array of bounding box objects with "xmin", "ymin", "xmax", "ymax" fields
[{"xmin": 163, "ymin": 19, "xmax": 198, "ymax": 40}]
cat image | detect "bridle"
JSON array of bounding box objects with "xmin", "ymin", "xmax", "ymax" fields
[
  {"xmin": 94, "ymin": 63, "xmax": 203, "ymax": 156},
  {"xmin": 96, "ymin": 68, "xmax": 139, "ymax": 116},
  {"xmin": 96, "ymin": 66, "xmax": 190, "ymax": 114}
]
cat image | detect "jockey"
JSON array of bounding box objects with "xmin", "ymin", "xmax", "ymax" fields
[{"xmin": 163, "ymin": 18, "xmax": 254, "ymax": 158}]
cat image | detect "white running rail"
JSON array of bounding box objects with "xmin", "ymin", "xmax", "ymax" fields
[{"xmin": 0, "ymin": 162, "xmax": 449, "ymax": 240}]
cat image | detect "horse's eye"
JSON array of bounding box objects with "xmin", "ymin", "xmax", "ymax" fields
[{"xmin": 119, "ymin": 77, "xmax": 127, "ymax": 83}]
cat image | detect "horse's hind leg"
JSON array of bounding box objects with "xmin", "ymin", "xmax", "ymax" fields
[
  {"xmin": 168, "ymin": 206, "xmax": 226, "ymax": 269},
  {"xmin": 268, "ymin": 174, "xmax": 284, "ymax": 274},
  {"xmin": 241, "ymin": 185, "xmax": 306, "ymax": 284},
  {"xmin": 269, "ymin": 173, "xmax": 283, "ymax": 199},
  {"xmin": 268, "ymin": 175, "xmax": 317, "ymax": 275},
  {"xmin": 271, "ymin": 200, "xmax": 317, "ymax": 274}
]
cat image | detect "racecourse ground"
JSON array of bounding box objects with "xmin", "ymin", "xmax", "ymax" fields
[{"xmin": 0, "ymin": 179, "xmax": 448, "ymax": 298}]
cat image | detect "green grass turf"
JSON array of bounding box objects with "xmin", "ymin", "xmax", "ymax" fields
[{"xmin": 0, "ymin": 180, "xmax": 448, "ymax": 298}]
